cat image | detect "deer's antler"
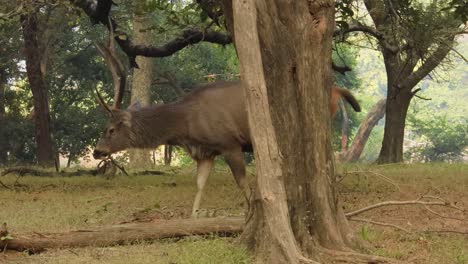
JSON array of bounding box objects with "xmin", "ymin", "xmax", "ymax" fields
[{"xmin": 95, "ymin": 17, "xmax": 127, "ymax": 113}]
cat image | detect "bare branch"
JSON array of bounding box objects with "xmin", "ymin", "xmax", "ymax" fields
[
  {"xmin": 423, "ymin": 230, "xmax": 468, "ymax": 235},
  {"xmin": 414, "ymin": 94, "xmax": 432, "ymax": 101},
  {"xmin": 345, "ymin": 198, "xmax": 455, "ymax": 217},
  {"xmin": 423, "ymin": 206, "xmax": 468, "ymax": 223},
  {"xmin": 450, "ymin": 47, "xmax": 468, "ymax": 63},
  {"xmin": 344, "ymin": 170, "xmax": 400, "ymax": 190},
  {"xmin": 411, "ymin": 88, "xmax": 432, "ymax": 100},
  {"xmin": 334, "ymin": 23, "xmax": 384, "ymax": 41},
  {"xmin": 349, "ymin": 217, "xmax": 411, "ymax": 233},
  {"xmin": 401, "ymin": 37, "xmax": 455, "ymax": 90}
]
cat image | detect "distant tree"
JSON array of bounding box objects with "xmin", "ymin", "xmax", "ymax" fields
[
  {"xmin": 128, "ymin": 0, "xmax": 155, "ymax": 168},
  {"xmin": 0, "ymin": 16, "xmax": 18, "ymax": 162},
  {"xmin": 337, "ymin": 0, "xmax": 467, "ymax": 163},
  {"xmin": 20, "ymin": 2, "xmax": 56, "ymax": 166}
]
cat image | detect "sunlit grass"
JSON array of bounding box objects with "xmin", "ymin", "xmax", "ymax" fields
[
  {"xmin": 0, "ymin": 163, "xmax": 467, "ymax": 263},
  {"xmin": 7, "ymin": 238, "xmax": 251, "ymax": 264}
]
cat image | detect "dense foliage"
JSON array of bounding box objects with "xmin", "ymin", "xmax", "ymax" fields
[{"xmin": 0, "ymin": 0, "xmax": 466, "ymax": 166}]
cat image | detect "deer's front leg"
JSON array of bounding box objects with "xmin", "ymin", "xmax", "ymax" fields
[{"xmin": 192, "ymin": 158, "xmax": 214, "ymax": 217}]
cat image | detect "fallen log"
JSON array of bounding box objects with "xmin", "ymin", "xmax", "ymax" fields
[{"xmin": 0, "ymin": 217, "xmax": 244, "ymax": 254}]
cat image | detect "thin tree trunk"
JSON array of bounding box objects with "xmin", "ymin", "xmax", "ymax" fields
[
  {"xmin": 0, "ymin": 67, "xmax": 7, "ymax": 164},
  {"xmin": 128, "ymin": 0, "xmax": 154, "ymax": 169},
  {"xmin": 21, "ymin": 9, "xmax": 55, "ymax": 167},
  {"xmin": 230, "ymin": 1, "xmax": 396, "ymax": 263},
  {"xmin": 67, "ymin": 152, "xmax": 74, "ymax": 168},
  {"xmin": 340, "ymin": 99, "xmax": 386, "ymax": 162},
  {"xmin": 164, "ymin": 145, "xmax": 173, "ymax": 166},
  {"xmin": 377, "ymin": 86, "xmax": 413, "ymax": 164}
]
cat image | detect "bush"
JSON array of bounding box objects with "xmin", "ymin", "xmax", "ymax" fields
[{"xmin": 406, "ymin": 116, "xmax": 468, "ymax": 162}]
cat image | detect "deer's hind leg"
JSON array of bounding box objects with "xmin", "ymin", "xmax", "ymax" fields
[
  {"xmin": 192, "ymin": 158, "xmax": 214, "ymax": 217},
  {"xmin": 223, "ymin": 149, "xmax": 251, "ymax": 205}
]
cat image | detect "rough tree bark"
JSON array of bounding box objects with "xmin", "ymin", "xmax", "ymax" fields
[
  {"xmin": 128, "ymin": 1, "xmax": 154, "ymax": 169},
  {"xmin": 229, "ymin": 1, "xmax": 395, "ymax": 263},
  {"xmin": 340, "ymin": 99, "xmax": 386, "ymax": 162},
  {"xmin": 21, "ymin": 7, "xmax": 55, "ymax": 167}
]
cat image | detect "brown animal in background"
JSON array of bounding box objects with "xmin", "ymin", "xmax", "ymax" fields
[
  {"xmin": 92, "ymin": 33, "xmax": 361, "ymax": 216},
  {"xmin": 330, "ymin": 86, "xmax": 361, "ymax": 117}
]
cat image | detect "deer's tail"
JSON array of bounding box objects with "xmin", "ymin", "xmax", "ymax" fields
[{"xmin": 334, "ymin": 87, "xmax": 361, "ymax": 113}]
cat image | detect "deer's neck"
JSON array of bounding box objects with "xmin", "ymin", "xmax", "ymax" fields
[{"xmin": 129, "ymin": 103, "xmax": 187, "ymax": 149}]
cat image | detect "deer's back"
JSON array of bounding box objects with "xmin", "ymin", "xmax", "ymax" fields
[{"xmin": 178, "ymin": 81, "xmax": 251, "ymax": 152}]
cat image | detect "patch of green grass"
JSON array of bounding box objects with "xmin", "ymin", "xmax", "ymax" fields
[
  {"xmin": 8, "ymin": 237, "xmax": 251, "ymax": 264},
  {"xmin": 1, "ymin": 163, "xmax": 467, "ymax": 263},
  {"xmin": 0, "ymin": 165, "xmax": 247, "ymax": 233}
]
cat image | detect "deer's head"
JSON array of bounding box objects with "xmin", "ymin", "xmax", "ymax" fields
[
  {"xmin": 92, "ymin": 27, "xmax": 133, "ymax": 160},
  {"xmin": 93, "ymin": 108, "xmax": 133, "ymax": 159}
]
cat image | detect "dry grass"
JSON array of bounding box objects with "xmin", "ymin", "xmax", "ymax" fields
[{"xmin": 0, "ymin": 163, "xmax": 467, "ymax": 263}]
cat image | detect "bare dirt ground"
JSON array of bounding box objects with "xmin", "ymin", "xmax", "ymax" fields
[{"xmin": 0, "ymin": 163, "xmax": 467, "ymax": 263}]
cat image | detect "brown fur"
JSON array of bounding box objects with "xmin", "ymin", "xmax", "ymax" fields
[{"xmin": 93, "ymin": 81, "xmax": 360, "ymax": 214}]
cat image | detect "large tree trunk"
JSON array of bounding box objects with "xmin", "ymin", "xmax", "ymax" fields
[
  {"xmin": 128, "ymin": 1, "xmax": 154, "ymax": 169},
  {"xmin": 377, "ymin": 80, "xmax": 413, "ymax": 164},
  {"xmin": 231, "ymin": 1, "xmax": 394, "ymax": 263},
  {"xmin": 0, "ymin": 67, "xmax": 7, "ymax": 164},
  {"xmin": 21, "ymin": 10, "xmax": 55, "ymax": 167},
  {"xmin": 340, "ymin": 99, "xmax": 386, "ymax": 162}
]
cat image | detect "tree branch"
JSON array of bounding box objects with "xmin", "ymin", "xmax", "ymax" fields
[
  {"xmin": 345, "ymin": 196, "xmax": 460, "ymax": 217},
  {"xmin": 334, "ymin": 23, "xmax": 399, "ymax": 52},
  {"xmin": 74, "ymin": 0, "xmax": 349, "ymax": 73},
  {"xmin": 349, "ymin": 217, "xmax": 410, "ymax": 233},
  {"xmin": 334, "ymin": 23, "xmax": 383, "ymax": 41},
  {"xmin": 400, "ymin": 38, "xmax": 455, "ymax": 90},
  {"xmin": 71, "ymin": 0, "xmax": 232, "ymax": 67}
]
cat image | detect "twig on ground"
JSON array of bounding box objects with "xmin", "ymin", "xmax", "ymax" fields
[
  {"xmin": 344, "ymin": 170, "xmax": 401, "ymax": 190},
  {"xmin": 423, "ymin": 205, "xmax": 468, "ymax": 222},
  {"xmin": 110, "ymin": 157, "xmax": 129, "ymax": 176},
  {"xmin": 349, "ymin": 217, "xmax": 411, "ymax": 233},
  {"xmin": 423, "ymin": 229, "xmax": 468, "ymax": 235},
  {"xmin": 0, "ymin": 180, "xmax": 12, "ymax": 190},
  {"xmin": 345, "ymin": 196, "xmax": 459, "ymax": 217}
]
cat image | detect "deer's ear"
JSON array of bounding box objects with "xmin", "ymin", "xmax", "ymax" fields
[
  {"xmin": 111, "ymin": 109, "xmax": 132, "ymax": 127},
  {"xmin": 128, "ymin": 101, "xmax": 142, "ymax": 111}
]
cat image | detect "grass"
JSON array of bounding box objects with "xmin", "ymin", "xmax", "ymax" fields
[
  {"xmin": 1, "ymin": 163, "xmax": 467, "ymax": 263},
  {"xmin": 7, "ymin": 238, "xmax": 251, "ymax": 264}
]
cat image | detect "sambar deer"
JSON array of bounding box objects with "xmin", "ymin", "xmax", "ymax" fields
[{"xmin": 92, "ymin": 34, "xmax": 361, "ymax": 216}]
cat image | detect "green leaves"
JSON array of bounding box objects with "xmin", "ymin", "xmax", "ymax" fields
[{"xmin": 443, "ymin": 0, "xmax": 468, "ymax": 23}]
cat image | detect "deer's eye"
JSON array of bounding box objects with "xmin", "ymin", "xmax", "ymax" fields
[{"xmin": 108, "ymin": 128, "xmax": 115, "ymax": 135}]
